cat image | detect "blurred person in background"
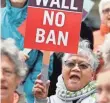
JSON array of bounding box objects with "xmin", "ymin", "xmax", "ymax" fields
[
  {"xmin": 94, "ymin": 0, "xmax": 110, "ymax": 52},
  {"xmin": 93, "ymin": 0, "xmax": 110, "ymax": 77},
  {"xmin": 33, "ymin": 40, "xmax": 99, "ymax": 103},
  {"xmin": 96, "ymin": 65, "xmax": 110, "ymax": 103},
  {"xmin": 96, "ymin": 33, "xmax": 110, "ymax": 103},
  {"xmin": 0, "ymin": 38, "xmax": 28, "ymax": 103}
]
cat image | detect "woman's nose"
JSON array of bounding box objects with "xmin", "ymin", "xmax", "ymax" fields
[{"xmin": 71, "ymin": 64, "xmax": 80, "ymax": 72}]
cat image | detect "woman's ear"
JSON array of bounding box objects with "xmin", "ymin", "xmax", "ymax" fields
[{"xmin": 91, "ymin": 71, "xmax": 95, "ymax": 80}]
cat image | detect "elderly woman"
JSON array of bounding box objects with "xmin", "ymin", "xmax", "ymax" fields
[
  {"xmin": 96, "ymin": 33, "xmax": 110, "ymax": 103},
  {"xmin": 96, "ymin": 64, "xmax": 110, "ymax": 103},
  {"xmin": 93, "ymin": 0, "xmax": 110, "ymax": 77},
  {"xmin": 49, "ymin": 22, "xmax": 94, "ymax": 96},
  {"xmin": 33, "ymin": 40, "xmax": 99, "ymax": 103},
  {"xmin": 94, "ymin": 0, "xmax": 110, "ymax": 52},
  {"xmin": 0, "ymin": 38, "xmax": 28, "ymax": 103}
]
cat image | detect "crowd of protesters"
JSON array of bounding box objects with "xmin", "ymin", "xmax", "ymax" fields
[{"xmin": 1, "ymin": 0, "xmax": 110, "ymax": 103}]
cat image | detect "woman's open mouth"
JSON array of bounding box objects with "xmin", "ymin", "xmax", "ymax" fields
[
  {"xmin": 1, "ymin": 85, "xmax": 8, "ymax": 91},
  {"xmin": 69, "ymin": 74, "xmax": 80, "ymax": 81}
]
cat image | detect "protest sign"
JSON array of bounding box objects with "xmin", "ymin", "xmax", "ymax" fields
[
  {"xmin": 24, "ymin": 0, "xmax": 84, "ymax": 53},
  {"xmin": 18, "ymin": 0, "xmax": 94, "ymax": 36}
]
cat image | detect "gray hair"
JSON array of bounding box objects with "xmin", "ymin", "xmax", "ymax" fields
[
  {"xmin": 62, "ymin": 40, "xmax": 99, "ymax": 71},
  {"xmin": 1, "ymin": 38, "xmax": 28, "ymax": 79},
  {"xmin": 101, "ymin": 33, "xmax": 110, "ymax": 65},
  {"xmin": 99, "ymin": 0, "xmax": 110, "ymax": 19}
]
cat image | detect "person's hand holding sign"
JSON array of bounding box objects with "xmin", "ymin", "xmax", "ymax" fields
[
  {"xmin": 10, "ymin": 0, "xmax": 27, "ymax": 8},
  {"xmin": 33, "ymin": 73, "xmax": 50, "ymax": 99}
]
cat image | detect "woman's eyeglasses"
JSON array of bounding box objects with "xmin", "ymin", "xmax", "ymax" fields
[
  {"xmin": 64, "ymin": 60, "xmax": 91, "ymax": 70},
  {"xmin": 102, "ymin": 8, "xmax": 110, "ymax": 14},
  {"xmin": 2, "ymin": 69, "xmax": 16, "ymax": 77}
]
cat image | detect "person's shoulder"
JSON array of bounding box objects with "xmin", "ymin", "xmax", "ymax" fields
[
  {"xmin": 49, "ymin": 95, "xmax": 63, "ymax": 103},
  {"xmin": 81, "ymin": 93, "xmax": 96, "ymax": 103}
]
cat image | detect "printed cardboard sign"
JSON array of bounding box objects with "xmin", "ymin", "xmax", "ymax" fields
[{"xmin": 24, "ymin": 0, "xmax": 84, "ymax": 53}]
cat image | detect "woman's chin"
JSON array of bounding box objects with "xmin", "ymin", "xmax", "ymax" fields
[{"xmin": 67, "ymin": 79, "xmax": 81, "ymax": 91}]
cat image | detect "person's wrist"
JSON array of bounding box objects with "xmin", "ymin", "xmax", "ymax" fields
[{"xmin": 35, "ymin": 97, "xmax": 48, "ymax": 103}]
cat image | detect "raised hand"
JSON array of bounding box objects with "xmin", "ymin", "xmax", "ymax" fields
[{"xmin": 33, "ymin": 73, "xmax": 50, "ymax": 99}]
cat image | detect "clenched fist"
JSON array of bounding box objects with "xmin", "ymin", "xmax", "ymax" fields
[
  {"xmin": 33, "ymin": 73, "xmax": 50, "ymax": 99},
  {"xmin": 10, "ymin": 0, "xmax": 27, "ymax": 8}
]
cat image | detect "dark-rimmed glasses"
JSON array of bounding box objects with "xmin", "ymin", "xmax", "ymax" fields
[
  {"xmin": 102, "ymin": 8, "xmax": 110, "ymax": 14},
  {"xmin": 64, "ymin": 60, "xmax": 91, "ymax": 70},
  {"xmin": 1, "ymin": 69, "xmax": 16, "ymax": 77}
]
